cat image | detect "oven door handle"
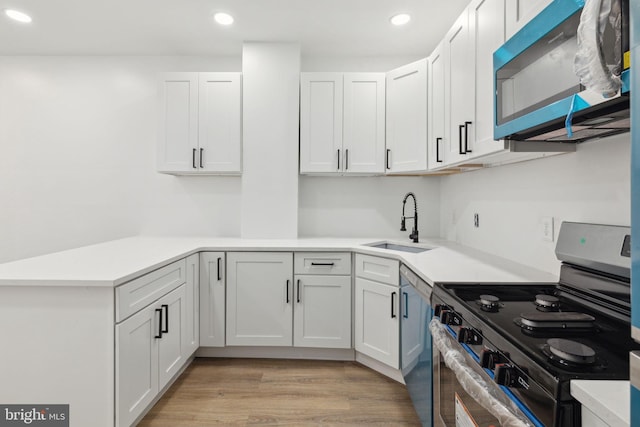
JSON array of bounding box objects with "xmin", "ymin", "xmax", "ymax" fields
[{"xmin": 429, "ymin": 319, "xmax": 531, "ymax": 427}]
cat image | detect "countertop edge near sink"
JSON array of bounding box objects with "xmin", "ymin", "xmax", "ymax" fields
[{"xmin": 0, "ymin": 236, "xmax": 558, "ymax": 287}]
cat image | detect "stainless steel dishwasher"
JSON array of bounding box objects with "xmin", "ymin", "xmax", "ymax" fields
[{"xmin": 400, "ymin": 264, "xmax": 433, "ymax": 427}]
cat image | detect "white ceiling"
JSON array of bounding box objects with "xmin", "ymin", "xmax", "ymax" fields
[{"xmin": 0, "ymin": 0, "xmax": 471, "ymax": 57}]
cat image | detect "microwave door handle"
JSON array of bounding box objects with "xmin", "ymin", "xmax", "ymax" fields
[{"xmin": 429, "ymin": 320, "xmax": 530, "ymax": 426}]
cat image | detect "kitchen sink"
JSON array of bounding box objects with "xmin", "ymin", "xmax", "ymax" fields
[{"xmin": 366, "ymin": 242, "xmax": 432, "ymax": 253}]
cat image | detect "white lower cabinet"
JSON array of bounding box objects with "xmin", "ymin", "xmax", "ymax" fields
[
  {"xmin": 199, "ymin": 252, "xmax": 225, "ymax": 347},
  {"xmin": 185, "ymin": 253, "xmax": 199, "ymax": 354},
  {"xmin": 226, "ymin": 252, "xmax": 294, "ymax": 346},
  {"xmin": 355, "ymin": 272, "xmax": 400, "ymax": 369},
  {"xmin": 116, "ymin": 284, "xmax": 187, "ymax": 427},
  {"xmin": 293, "ymin": 275, "xmax": 351, "ymax": 348}
]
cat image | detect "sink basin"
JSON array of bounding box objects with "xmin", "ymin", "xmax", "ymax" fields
[{"xmin": 366, "ymin": 242, "xmax": 431, "ymax": 253}]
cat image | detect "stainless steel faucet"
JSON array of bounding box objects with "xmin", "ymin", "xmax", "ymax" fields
[{"xmin": 400, "ymin": 192, "xmax": 419, "ymax": 243}]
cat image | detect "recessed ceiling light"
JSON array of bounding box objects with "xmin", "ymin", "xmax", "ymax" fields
[
  {"xmin": 214, "ymin": 12, "xmax": 234, "ymax": 26},
  {"xmin": 390, "ymin": 13, "xmax": 411, "ymax": 26},
  {"xmin": 5, "ymin": 9, "xmax": 32, "ymax": 23}
]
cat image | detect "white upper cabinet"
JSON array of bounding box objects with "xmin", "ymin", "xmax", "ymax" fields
[
  {"xmin": 300, "ymin": 72, "xmax": 385, "ymax": 175},
  {"xmin": 300, "ymin": 73, "xmax": 343, "ymax": 173},
  {"xmin": 505, "ymin": 0, "xmax": 553, "ymax": 40},
  {"xmin": 158, "ymin": 72, "xmax": 241, "ymax": 175},
  {"xmin": 198, "ymin": 73, "xmax": 242, "ymax": 173},
  {"xmin": 427, "ymin": 42, "xmax": 447, "ymax": 169},
  {"xmin": 158, "ymin": 73, "xmax": 198, "ymax": 173},
  {"xmin": 470, "ymin": 0, "xmax": 506, "ymax": 157},
  {"xmin": 386, "ymin": 59, "xmax": 428, "ymax": 174},
  {"xmin": 444, "ymin": 8, "xmax": 474, "ymax": 166},
  {"xmin": 343, "ymin": 73, "xmax": 386, "ymax": 174}
]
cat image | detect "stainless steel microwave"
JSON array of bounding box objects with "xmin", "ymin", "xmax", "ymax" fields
[{"xmin": 494, "ymin": 0, "xmax": 630, "ymax": 142}]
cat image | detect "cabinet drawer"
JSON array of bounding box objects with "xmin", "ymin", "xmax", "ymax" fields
[
  {"xmin": 355, "ymin": 254, "xmax": 399, "ymax": 286},
  {"xmin": 116, "ymin": 259, "xmax": 187, "ymax": 322},
  {"xmin": 294, "ymin": 252, "xmax": 351, "ymax": 275}
]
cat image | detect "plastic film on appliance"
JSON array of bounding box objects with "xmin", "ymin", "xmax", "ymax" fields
[
  {"xmin": 429, "ymin": 319, "xmax": 533, "ymax": 427},
  {"xmin": 574, "ymin": 0, "xmax": 623, "ymax": 97}
]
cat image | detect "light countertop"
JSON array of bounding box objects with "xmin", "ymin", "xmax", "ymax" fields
[
  {"xmin": 570, "ymin": 380, "xmax": 630, "ymax": 426},
  {"xmin": 0, "ymin": 236, "xmax": 558, "ymax": 287}
]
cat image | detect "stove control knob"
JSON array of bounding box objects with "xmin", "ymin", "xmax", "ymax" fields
[
  {"xmin": 480, "ymin": 350, "xmax": 506, "ymax": 370},
  {"xmin": 457, "ymin": 327, "xmax": 483, "ymax": 345},
  {"xmin": 494, "ymin": 364, "xmax": 529, "ymax": 389},
  {"xmin": 441, "ymin": 310, "xmax": 462, "ymax": 326},
  {"xmin": 434, "ymin": 304, "xmax": 448, "ymax": 318}
]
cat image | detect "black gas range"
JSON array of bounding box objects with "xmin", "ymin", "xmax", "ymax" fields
[{"xmin": 430, "ymin": 222, "xmax": 636, "ymax": 427}]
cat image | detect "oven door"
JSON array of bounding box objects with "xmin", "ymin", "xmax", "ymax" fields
[{"xmin": 430, "ymin": 320, "xmax": 538, "ymax": 427}]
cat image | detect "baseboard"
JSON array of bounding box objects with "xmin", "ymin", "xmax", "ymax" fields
[{"xmin": 196, "ymin": 346, "xmax": 356, "ymax": 361}]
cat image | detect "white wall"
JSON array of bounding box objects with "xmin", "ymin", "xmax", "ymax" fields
[
  {"xmin": 299, "ymin": 176, "xmax": 440, "ymax": 239},
  {"xmin": 440, "ymin": 133, "xmax": 631, "ymax": 274},
  {"xmin": 241, "ymin": 43, "xmax": 301, "ymax": 238},
  {"xmin": 0, "ymin": 56, "xmax": 242, "ymax": 263}
]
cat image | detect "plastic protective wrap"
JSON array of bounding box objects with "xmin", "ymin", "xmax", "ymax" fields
[
  {"xmin": 574, "ymin": 0, "xmax": 622, "ymax": 97},
  {"xmin": 429, "ymin": 319, "xmax": 533, "ymax": 427}
]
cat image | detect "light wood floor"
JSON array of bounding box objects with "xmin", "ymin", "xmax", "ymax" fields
[{"xmin": 139, "ymin": 358, "xmax": 421, "ymax": 426}]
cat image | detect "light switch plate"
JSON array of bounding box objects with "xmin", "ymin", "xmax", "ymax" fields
[{"xmin": 541, "ymin": 217, "xmax": 554, "ymax": 242}]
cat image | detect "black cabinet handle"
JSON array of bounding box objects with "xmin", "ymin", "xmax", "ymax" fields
[
  {"xmin": 200, "ymin": 148, "xmax": 204, "ymax": 168},
  {"xmin": 337, "ymin": 149, "xmax": 341, "ymax": 170},
  {"xmin": 297, "ymin": 279, "xmax": 301, "ymax": 303},
  {"xmin": 464, "ymin": 121, "xmax": 472, "ymax": 153},
  {"xmin": 155, "ymin": 308, "xmax": 163, "ymax": 339},
  {"xmin": 386, "ymin": 149, "xmax": 391, "ymax": 170},
  {"xmin": 436, "ymin": 137, "xmax": 443, "ymax": 163},
  {"xmin": 345, "ymin": 149, "xmax": 349, "ymax": 170},
  {"xmin": 217, "ymin": 257, "xmax": 222, "ymax": 281},
  {"xmin": 286, "ymin": 280, "xmax": 290, "ymax": 303},
  {"xmin": 311, "ymin": 262, "xmax": 335, "ymax": 266},
  {"xmin": 403, "ymin": 292, "xmax": 409, "ymax": 319},
  {"xmin": 192, "ymin": 148, "xmax": 197, "ymax": 169},
  {"xmin": 458, "ymin": 125, "xmax": 465, "ymax": 155},
  {"xmin": 391, "ymin": 292, "xmax": 397, "ymax": 319},
  {"xmin": 161, "ymin": 304, "xmax": 169, "ymax": 333}
]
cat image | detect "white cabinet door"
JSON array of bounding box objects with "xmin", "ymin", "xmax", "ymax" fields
[
  {"xmin": 293, "ymin": 275, "xmax": 351, "ymax": 349},
  {"xmin": 343, "ymin": 73, "xmax": 386, "ymax": 174},
  {"xmin": 505, "ymin": 0, "xmax": 553, "ymax": 40},
  {"xmin": 199, "ymin": 252, "xmax": 226, "ymax": 347},
  {"xmin": 116, "ymin": 306, "xmax": 158, "ymax": 427},
  {"xmin": 445, "ymin": 8, "xmax": 474, "ymax": 166},
  {"xmin": 157, "ymin": 284, "xmax": 187, "ymax": 391},
  {"xmin": 185, "ymin": 253, "xmax": 199, "ymax": 355},
  {"xmin": 470, "ymin": 0, "xmax": 506, "ymax": 157},
  {"xmin": 400, "ymin": 285, "xmax": 425, "ymax": 370},
  {"xmin": 386, "ymin": 59, "xmax": 428, "ymax": 173},
  {"xmin": 226, "ymin": 252, "xmax": 294, "ymax": 346},
  {"xmin": 299, "ymin": 73, "xmax": 343, "ymax": 174},
  {"xmin": 158, "ymin": 73, "xmax": 198, "ymax": 173},
  {"xmin": 355, "ymin": 277, "xmax": 400, "ymax": 369},
  {"xmin": 198, "ymin": 73, "xmax": 242, "ymax": 173},
  {"xmin": 428, "ymin": 41, "xmax": 447, "ymax": 169}
]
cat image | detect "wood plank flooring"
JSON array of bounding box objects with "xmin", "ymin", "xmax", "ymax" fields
[{"xmin": 139, "ymin": 358, "xmax": 421, "ymax": 426}]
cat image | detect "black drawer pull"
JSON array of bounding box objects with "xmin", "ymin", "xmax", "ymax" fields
[
  {"xmin": 286, "ymin": 280, "xmax": 290, "ymax": 303},
  {"xmin": 391, "ymin": 292, "xmax": 397, "ymax": 319},
  {"xmin": 311, "ymin": 262, "xmax": 335, "ymax": 266},
  {"xmin": 458, "ymin": 125, "xmax": 465, "ymax": 155},
  {"xmin": 403, "ymin": 292, "xmax": 409, "ymax": 319},
  {"xmin": 192, "ymin": 148, "xmax": 197, "ymax": 169},
  {"xmin": 217, "ymin": 257, "xmax": 222, "ymax": 281},
  {"xmin": 297, "ymin": 279, "xmax": 301, "ymax": 303},
  {"xmin": 155, "ymin": 308, "xmax": 163, "ymax": 339},
  {"xmin": 436, "ymin": 137, "xmax": 443, "ymax": 163},
  {"xmin": 161, "ymin": 304, "xmax": 169, "ymax": 333}
]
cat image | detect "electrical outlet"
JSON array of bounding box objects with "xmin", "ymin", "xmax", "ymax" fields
[
  {"xmin": 541, "ymin": 217, "xmax": 554, "ymax": 242},
  {"xmin": 473, "ymin": 213, "xmax": 479, "ymax": 228}
]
